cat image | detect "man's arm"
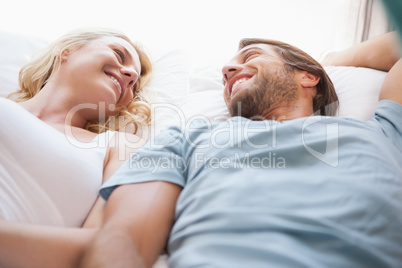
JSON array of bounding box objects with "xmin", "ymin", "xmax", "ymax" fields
[
  {"xmin": 321, "ymin": 31, "xmax": 402, "ymax": 104},
  {"xmin": 79, "ymin": 181, "xmax": 182, "ymax": 268},
  {"xmin": 321, "ymin": 31, "xmax": 400, "ymax": 72},
  {"xmin": 379, "ymin": 58, "xmax": 402, "ymax": 104}
]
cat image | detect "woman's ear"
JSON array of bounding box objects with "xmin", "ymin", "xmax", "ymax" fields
[
  {"xmin": 300, "ymin": 71, "xmax": 320, "ymax": 88},
  {"xmin": 60, "ymin": 49, "xmax": 71, "ymax": 63}
]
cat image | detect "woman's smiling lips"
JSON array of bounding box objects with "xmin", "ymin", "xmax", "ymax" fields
[{"xmin": 105, "ymin": 72, "xmax": 125, "ymax": 101}]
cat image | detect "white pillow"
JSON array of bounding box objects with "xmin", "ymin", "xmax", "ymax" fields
[
  {"xmin": 143, "ymin": 49, "xmax": 190, "ymax": 136},
  {"xmin": 0, "ymin": 31, "xmax": 47, "ymax": 98},
  {"xmin": 182, "ymin": 65, "xmax": 229, "ymax": 123},
  {"xmin": 324, "ymin": 66, "xmax": 387, "ymax": 120}
]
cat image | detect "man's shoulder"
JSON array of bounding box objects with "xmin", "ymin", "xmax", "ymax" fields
[
  {"xmin": 376, "ymin": 99, "xmax": 402, "ymax": 112},
  {"xmin": 373, "ymin": 99, "xmax": 402, "ymax": 131}
]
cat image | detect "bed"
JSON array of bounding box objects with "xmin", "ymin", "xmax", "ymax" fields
[{"xmin": 0, "ymin": 30, "xmax": 389, "ymax": 267}]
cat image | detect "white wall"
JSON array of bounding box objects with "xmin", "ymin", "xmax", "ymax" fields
[{"xmin": 0, "ymin": 0, "xmax": 346, "ymax": 66}]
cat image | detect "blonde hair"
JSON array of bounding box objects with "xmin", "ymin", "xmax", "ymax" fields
[{"xmin": 9, "ymin": 28, "xmax": 153, "ymax": 134}]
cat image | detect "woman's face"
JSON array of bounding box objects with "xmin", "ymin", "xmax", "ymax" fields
[{"xmin": 57, "ymin": 36, "xmax": 141, "ymax": 117}]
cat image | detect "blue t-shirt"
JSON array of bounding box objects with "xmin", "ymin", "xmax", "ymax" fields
[{"xmin": 101, "ymin": 100, "xmax": 402, "ymax": 268}]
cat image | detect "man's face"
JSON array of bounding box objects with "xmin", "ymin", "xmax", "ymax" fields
[{"xmin": 222, "ymin": 44, "xmax": 298, "ymax": 120}]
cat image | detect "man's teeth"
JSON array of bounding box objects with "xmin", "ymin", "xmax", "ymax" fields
[
  {"xmin": 107, "ymin": 75, "xmax": 122, "ymax": 93},
  {"xmin": 232, "ymin": 78, "xmax": 249, "ymax": 91}
]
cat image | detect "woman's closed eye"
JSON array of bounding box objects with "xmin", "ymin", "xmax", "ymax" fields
[{"xmin": 114, "ymin": 49, "xmax": 126, "ymax": 63}]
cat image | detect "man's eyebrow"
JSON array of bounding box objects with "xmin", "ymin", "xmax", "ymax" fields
[{"xmin": 237, "ymin": 46, "xmax": 265, "ymax": 56}]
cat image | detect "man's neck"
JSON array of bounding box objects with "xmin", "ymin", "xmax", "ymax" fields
[{"xmin": 260, "ymin": 102, "xmax": 314, "ymax": 121}]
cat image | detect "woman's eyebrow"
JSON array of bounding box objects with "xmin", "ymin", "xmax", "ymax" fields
[
  {"xmin": 111, "ymin": 42, "xmax": 134, "ymax": 61},
  {"xmin": 118, "ymin": 45, "xmax": 134, "ymax": 61},
  {"xmin": 112, "ymin": 42, "xmax": 141, "ymax": 73}
]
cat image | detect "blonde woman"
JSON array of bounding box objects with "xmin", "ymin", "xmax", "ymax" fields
[{"xmin": 0, "ymin": 28, "xmax": 152, "ymax": 267}]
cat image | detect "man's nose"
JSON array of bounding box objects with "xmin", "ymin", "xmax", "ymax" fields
[{"xmin": 222, "ymin": 63, "xmax": 243, "ymax": 84}]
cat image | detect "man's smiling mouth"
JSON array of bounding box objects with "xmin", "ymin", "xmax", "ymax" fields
[{"xmin": 230, "ymin": 75, "xmax": 252, "ymax": 96}]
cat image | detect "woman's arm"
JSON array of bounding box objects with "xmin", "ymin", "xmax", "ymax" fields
[
  {"xmin": 0, "ymin": 220, "xmax": 96, "ymax": 268},
  {"xmin": 321, "ymin": 31, "xmax": 401, "ymax": 71}
]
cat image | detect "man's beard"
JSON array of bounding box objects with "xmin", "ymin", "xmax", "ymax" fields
[{"xmin": 227, "ymin": 68, "xmax": 298, "ymax": 120}]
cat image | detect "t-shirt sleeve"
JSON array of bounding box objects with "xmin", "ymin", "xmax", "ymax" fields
[
  {"xmin": 100, "ymin": 126, "xmax": 187, "ymax": 200},
  {"xmin": 373, "ymin": 100, "xmax": 402, "ymax": 150}
]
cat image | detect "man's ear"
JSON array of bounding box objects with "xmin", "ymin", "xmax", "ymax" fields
[{"xmin": 300, "ymin": 71, "xmax": 320, "ymax": 88}]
